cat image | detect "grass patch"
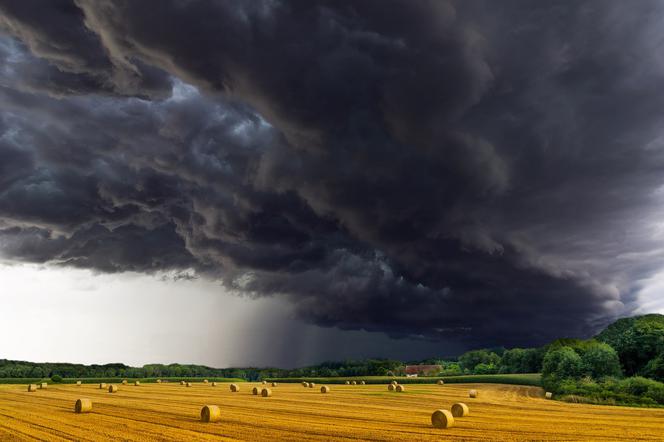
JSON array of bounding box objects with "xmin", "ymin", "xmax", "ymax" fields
[{"xmin": 547, "ymin": 377, "xmax": 664, "ymax": 408}]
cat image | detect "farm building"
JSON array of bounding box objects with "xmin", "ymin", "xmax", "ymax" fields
[{"xmin": 404, "ymin": 365, "xmax": 442, "ymax": 376}]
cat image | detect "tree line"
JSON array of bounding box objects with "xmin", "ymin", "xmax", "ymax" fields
[
  {"xmin": 0, "ymin": 359, "xmax": 405, "ymax": 381},
  {"xmin": 2, "ymin": 314, "xmax": 662, "ymax": 406},
  {"xmin": 0, "ymin": 361, "xmax": 267, "ymax": 381}
]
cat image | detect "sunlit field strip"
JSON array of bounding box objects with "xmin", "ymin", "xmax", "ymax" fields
[{"xmin": 0, "ymin": 382, "xmax": 663, "ymax": 441}]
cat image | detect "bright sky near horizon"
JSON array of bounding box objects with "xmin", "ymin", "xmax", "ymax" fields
[{"xmin": 0, "ymin": 263, "xmax": 461, "ymax": 368}]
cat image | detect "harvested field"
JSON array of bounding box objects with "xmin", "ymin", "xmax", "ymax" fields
[{"xmin": 0, "ymin": 382, "xmax": 662, "ymax": 441}]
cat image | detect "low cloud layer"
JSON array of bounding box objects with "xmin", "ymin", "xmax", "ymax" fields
[{"xmin": 2, "ymin": 0, "xmax": 664, "ymax": 350}]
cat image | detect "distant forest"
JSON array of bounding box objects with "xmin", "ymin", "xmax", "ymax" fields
[
  {"xmin": 2, "ymin": 314, "xmax": 663, "ymax": 406},
  {"xmin": 0, "ymin": 351, "xmax": 534, "ymax": 381},
  {"xmin": 0, "ymin": 359, "xmax": 408, "ymax": 382}
]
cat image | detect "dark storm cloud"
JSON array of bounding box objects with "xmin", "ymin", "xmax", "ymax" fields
[
  {"xmin": 2, "ymin": 0, "xmax": 664, "ymax": 349},
  {"xmin": 0, "ymin": 0, "xmax": 172, "ymax": 97}
]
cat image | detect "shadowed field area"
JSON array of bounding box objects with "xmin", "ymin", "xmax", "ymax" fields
[{"xmin": 0, "ymin": 382, "xmax": 662, "ymax": 441}]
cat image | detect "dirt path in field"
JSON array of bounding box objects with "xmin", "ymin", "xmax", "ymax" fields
[{"xmin": 0, "ymin": 382, "xmax": 661, "ymax": 441}]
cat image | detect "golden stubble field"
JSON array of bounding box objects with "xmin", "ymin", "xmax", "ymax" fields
[{"xmin": 0, "ymin": 382, "xmax": 662, "ymax": 441}]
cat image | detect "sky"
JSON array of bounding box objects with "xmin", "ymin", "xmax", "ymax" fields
[
  {"xmin": 1, "ymin": 0, "xmax": 664, "ymax": 368},
  {"xmin": 0, "ymin": 263, "xmax": 461, "ymax": 367}
]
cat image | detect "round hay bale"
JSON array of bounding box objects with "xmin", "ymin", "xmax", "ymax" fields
[
  {"xmin": 28, "ymin": 384, "xmax": 37, "ymax": 392},
  {"xmin": 98, "ymin": 383, "xmax": 107, "ymax": 389},
  {"xmin": 211, "ymin": 382, "xmax": 217, "ymax": 387},
  {"xmin": 320, "ymin": 385, "xmax": 330, "ymax": 393},
  {"xmin": 200, "ymin": 405, "xmax": 221, "ymax": 423},
  {"xmin": 76, "ymin": 381, "xmax": 82, "ymax": 386},
  {"xmin": 388, "ymin": 384, "xmax": 396, "ymax": 391},
  {"xmin": 186, "ymin": 382, "xmax": 192, "ymax": 387},
  {"xmin": 451, "ymin": 402, "xmax": 469, "ymax": 417},
  {"xmin": 156, "ymin": 379, "xmax": 162, "ymax": 383},
  {"xmin": 360, "ymin": 381, "xmax": 366, "ymax": 385},
  {"xmin": 262, "ymin": 381, "xmax": 267, "ymax": 385},
  {"xmin": 271, "ymin": 382, "xmax": 277, "ymax": 387},
  {"xmin": 203, "ymin": 379, "xmax": 208, "ymax": 384},
  {"xmin": 230, "ymin": 383, "xmax": 239, "ymax": 392},
  {"xmin": 122, "ymin": 380, "xmax": 128, "ymax": 385},
  {"xmin": 134, "ymin": 381, "xmax": 140, "ymax": 386},
  {"xmin": 108, "ymin": 385, "xmax": 118, "ymax": 393},
  {"xmin": 545, "ymin": 391, "xmax": 553, "ymax": 399},
  {"xmin": 74, "ymin": 398, "xmax": 92, "ymax": 414},
  {"xmin": 431, "ymin": 409, "xmax": 455, "ymax": 429},
  {"xmin": 308, "ymin": 382, "xmax": 315, "ymax": 388},
  {"xmin": 351, "ymin": 380, "xmax": 357, "ymax": 385},
  {"xmin": 345, "ymin": 381, "xmax": 350, "ymax": 385},
  {"xmin": 261, "ymin": 388, "xmax": 272, "ymax": 397},
  {"xmin": 396, "ymin": 384, "xmax": 405, "ymax": 392},
  {"xmin": 437, "ymin": 380, "xmax": 444, "ymax": 385},
  {"xmin": 303, "ymin": 382, "xmax": 309, "ymax": 388},
  {"xmin": 469, "ymin": 389, "xmax": 478, "ymax": 398},
  {"xmin": 252, "ymin": 387, "xmax": 260, "ymax": 395},
  {"xmin": 40, "ymin": 383, "xmax": 47, "ymax": 389},
  {"xmin": 180, "ymin": 380, "xmax": 186, "ymax": 385}
]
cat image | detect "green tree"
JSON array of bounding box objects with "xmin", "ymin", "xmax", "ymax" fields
[
  {"xmin": 439, "ymin": 363, "xmax": 462, "ymax": 376},
  {"xmin": 500, "ymin": 348, "xmax": 543, "ymax": 373},
  {"xmin": 641, "ymin": 355, "xmax": 664, "ymax": 382},
  {"xmin": 542, "ymin": 346, "xmax": 583, "ymax": 382},
  {"xmin": 474, "ymin": 363, "xmax": 499, "ymax": 374},
  {"xmin": 459, "ymin": 350, "xmax": 501, "ymax": 372},
  {"xmin": 500, "ymin": 348, "xmax": 526, "ymax": 373},
  {"xmin": 596, "ymin": 314, "xmax": 664, "ymax": 376},
  {"xmin": 580, "ymin": 342, "xmax": 622, "ymax": 379}
]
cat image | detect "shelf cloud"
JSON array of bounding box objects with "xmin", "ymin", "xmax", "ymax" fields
[{"xmin": 2, "ymin": 0, "xmax": 664, "ymax": 351}]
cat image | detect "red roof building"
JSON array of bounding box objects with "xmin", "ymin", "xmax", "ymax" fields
[{"xmin": 404, "ymin": 365, "xmax": 442, "ymax": 376}]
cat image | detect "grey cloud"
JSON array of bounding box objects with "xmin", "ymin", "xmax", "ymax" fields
[
  {"xmin": 0, "ymin": 0, "xmax": 171, "ymax": 97},
  {"xmin": 1, "ymin": 1, "xmax": 664, "ymax": 353}
]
